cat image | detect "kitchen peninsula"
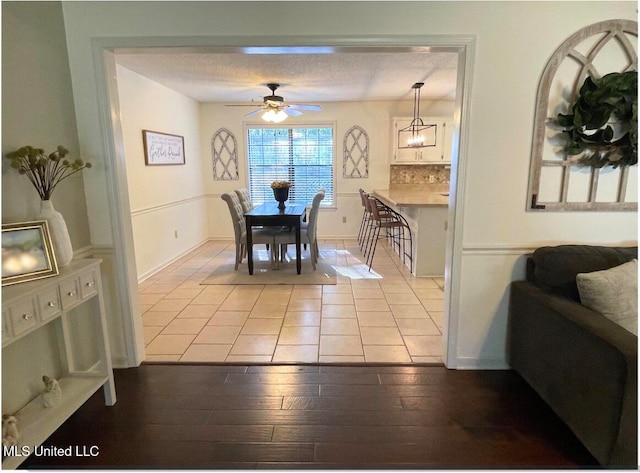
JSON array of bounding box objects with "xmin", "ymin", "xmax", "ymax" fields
[{"xmin": 373, "ymin": 164, "xmax": 450, "ymax": 277}]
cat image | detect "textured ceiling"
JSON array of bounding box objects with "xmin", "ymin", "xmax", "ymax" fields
[{"xmin": 115, "ymin": 48, "xmax": 459, "ymax": 104}]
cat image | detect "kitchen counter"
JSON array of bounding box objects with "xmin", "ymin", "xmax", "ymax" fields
[
  {"xmin": 373, "ymin": 188, "xmax": 449, "ymax": 207},
  {"xmin": 371, "ymin": 188, "xmax": 448, "ymax": 277}
]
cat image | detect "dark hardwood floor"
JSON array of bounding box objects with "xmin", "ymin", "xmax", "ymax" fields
[{"xmin": 21, "ymin": 364, "xmax": 598, "ymax": 469}]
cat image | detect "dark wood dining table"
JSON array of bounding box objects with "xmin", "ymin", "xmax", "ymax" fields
[{"xmin": 244, "ymin": 202, "xmax": 307, "ymax": 275}]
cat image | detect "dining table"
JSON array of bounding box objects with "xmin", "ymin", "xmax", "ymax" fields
[{"xmin": 244, "ymin": 202, "xmax": 307, "ymax": 275}]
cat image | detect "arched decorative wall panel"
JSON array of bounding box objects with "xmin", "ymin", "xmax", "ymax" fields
[
  {"xmin": 212, "ymin": 128, "xmax": 239, "ymax": 181},
  {"xmin": 343, "ymin": 125, "xmax": 369, "ymax": 179},
  {"xmin": 528, "ymin": 20, "xmax": 637, "ymax": 211}
]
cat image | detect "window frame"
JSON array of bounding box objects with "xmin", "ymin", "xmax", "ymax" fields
[{"xmin": 243, "ymin": 121, "xmax": 337, "ymax": 209}]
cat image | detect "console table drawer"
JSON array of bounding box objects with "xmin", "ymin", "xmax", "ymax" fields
[
  {"xmin": 8, "ymin": 299, "xmax": 37, "ymax": 336},
  {"xmin": 60, "ymin": 278, "xmax": 81, "ymax": 309},
  {"xmin": 2, "ymin": 310, "xmax": 10, "ymax": 343},
  {"xmin": 80, "ymin": 271, "xmax": 98, "ymax": 299},
  {"xmin": 37, "ymin": 287, "xmax": 62, "ymax": 321}
]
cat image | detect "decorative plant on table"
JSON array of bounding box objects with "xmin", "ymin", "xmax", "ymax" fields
[
  {"xmin": 5, "ymin": 145, "xmax": 92, "ymax": 200},
  {"xmin": 270, "ymin": 180, "xmax": 292, "ymax": 209},
  {"xmin": 555, "ymin": 71, "xmax": 637, "ymax": 168},
  {"xmin": 4, "ymin": 145, "xmax": 92, "ymax": 266}
]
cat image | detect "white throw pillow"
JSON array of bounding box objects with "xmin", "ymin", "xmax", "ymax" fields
[{"xmin": 576, "ymin": 259, "xmax": 638, "ymax": 335}]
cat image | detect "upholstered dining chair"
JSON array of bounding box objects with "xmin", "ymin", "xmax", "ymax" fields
[
  {"xmin": 273, "ymin": 189, "xmax": 325, "ymax": 270},
  {"xmin": 234, "ymin": 188, "xmax": 253, "ymax": 214},
  {"xmin": 220, "ymin": 192, "xmax": 277, "ymax": 270}
]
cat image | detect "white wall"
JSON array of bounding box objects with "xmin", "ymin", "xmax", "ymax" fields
[
  {"xmin": 58, "ymin": 1, "xmax": 638, "ymax": 368},
  {"xmin": 1, "ymin": 2, "xmax": 94, "ymax": 411},
  {"xmin": 2, "ymin": 2, "xmax": 90, "ymax": 249},
  {"xmin": 201, "ymin": 100, "xmax": 454, "ymax": 239},
  {"xmin": 116, "ymin": 65, "xmax": 208, "ymax": 280}
]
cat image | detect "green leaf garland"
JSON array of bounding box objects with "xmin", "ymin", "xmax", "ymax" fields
[{"xmin": 556, "ymin": 71, "xmax": 637, "ymax": 168}]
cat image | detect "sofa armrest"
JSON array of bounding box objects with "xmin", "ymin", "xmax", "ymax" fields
[{"xmin": 508, "ymin": 281, "xmax": 637, "ymax": 466}]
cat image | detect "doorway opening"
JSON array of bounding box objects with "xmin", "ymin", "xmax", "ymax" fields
[{"xmin": 96, "ymin": 38, "xmax": 473, "ymax": 367}]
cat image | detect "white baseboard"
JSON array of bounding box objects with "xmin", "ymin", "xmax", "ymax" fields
[
  {"xmin": 452, "ymin": 357, "xmax": 511, "ymax": 370},
  {"xmin": 137, "ymin": 239, "xmax": 211, "ymax": 283}
]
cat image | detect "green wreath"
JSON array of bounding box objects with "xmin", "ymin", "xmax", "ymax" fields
[{"xmin": 556, "ymin": 71, "xmax": 637, "ymax": 168}]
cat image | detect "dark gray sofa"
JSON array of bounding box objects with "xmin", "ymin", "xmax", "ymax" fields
[{"xmin": 508, "ymin": 245, "xmax": 637, "ymax": 467}]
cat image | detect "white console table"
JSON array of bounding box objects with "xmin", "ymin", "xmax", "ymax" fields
[{"xmin": 2, "ymin": 259, "xmax": 116, "ymax": 469}]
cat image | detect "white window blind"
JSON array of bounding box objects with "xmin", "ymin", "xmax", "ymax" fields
[{"xmin": 246, "ymin": 125, "xmax": 334, "ymax": 206}]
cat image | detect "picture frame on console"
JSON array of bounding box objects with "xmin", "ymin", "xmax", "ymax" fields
[{"xmin": 2, "ymin": 221, "xmax": 59, "ymax": 286}]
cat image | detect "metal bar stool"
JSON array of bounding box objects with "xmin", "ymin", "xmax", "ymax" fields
[
  {"xmin": 364, "ymin": 197, "xmax": 413, "ymax": 273},
  {"xmin": 357, "ymin": 189, "xmax": 371, "ymax": 248},
  {"xmin": 362, "ymin": 195, "xmax": 390, "ymax": 261},
  {"xmin": 359, "ymin": 190, "xmax": 390, "ymax": 252},
  {"xmin": 386, "ymin": 205, "xmax": 413, "ymax": 274}
]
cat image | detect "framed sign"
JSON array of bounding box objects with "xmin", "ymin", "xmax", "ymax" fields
[
  {"xmin": 142, "ymin": 130, "xmax": 185, "ymax": 165},
  {"xmin": 2, "ymin": 221, "xmax": 59, "ymax": 286}
]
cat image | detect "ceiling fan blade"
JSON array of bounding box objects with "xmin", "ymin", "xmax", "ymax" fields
[
  {"xmin": 288, "ymin": 104, "xmax": 322, "ymax": 111},
  {"xmin": 245, "ymin": 108, "xmax": 264, "ymax": 117},
  {"xmin": 225, "ymin": 104, "xmax": 265, "ymax": 107},
  {"xmin": 284, "ymin": 108, "xmax": 303, "ymax": 117}
]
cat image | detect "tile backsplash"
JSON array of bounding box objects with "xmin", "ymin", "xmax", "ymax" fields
[{"xmin": 390, "ymin": 164, "xmax": 450, "ymax": 185}]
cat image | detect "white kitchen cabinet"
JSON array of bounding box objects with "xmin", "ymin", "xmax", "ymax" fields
[
  {"xmin": 391, "ymin": 117, "xmax": 452, "ymax": 164},
  {"xmin": 1, "ymin": 259, "xmax": 115, "ymax": 469},
  {"xmin": 440, "ymin": 119, "xmax": 454, "ymax": 164}
]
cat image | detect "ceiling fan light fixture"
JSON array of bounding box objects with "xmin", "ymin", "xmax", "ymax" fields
[
  {"xmin": 398, "ymin": 82, "xmax": 437, "ymax": 149},
  {"xmin": 262, "ymin": 109, "xmax": 288, "ymax": 123}
]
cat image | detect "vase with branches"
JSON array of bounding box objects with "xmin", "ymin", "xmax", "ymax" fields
[
  {"xmin": 5, "ymin": 145, "xmax": 92, "ymax": 200},
  {"xmin": 5, "ymin": 145, "xmax": 92, "ymax": 267}
]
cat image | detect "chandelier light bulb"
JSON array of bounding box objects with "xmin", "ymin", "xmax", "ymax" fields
[
  {"xmin": 407, "ymin": 134, "xmax": 425, "ymax": 147},
  {"xmin": 262, "ymin": 109, "xmax": 288, "ymax": 123}
]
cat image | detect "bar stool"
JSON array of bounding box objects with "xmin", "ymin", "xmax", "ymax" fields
[
  {"xmin": 358, "ymin": 189, "xmax": 384, "ymax": 251},
  {"xmin": 357, "ymin": 189, "xmax": 370, "ymax": 248},
  {"xmin": 364, "ymin": 195, "xmax": 397, "ymax": 250},
  {"xmin": 365, "ymin": 196, "xmax": 413, "ymax": 273},
  {"xmin": 386, "ymin": 206, "xmax": 413, "ymax": 274}
]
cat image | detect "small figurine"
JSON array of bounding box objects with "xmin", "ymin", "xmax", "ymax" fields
[
  {"xmin": 2, "ymin": 415, "xmax": 19, "ymax": 447},
  {"xmin": 42, "ymin": 375, "xmax": 62, "ymax": 408}
]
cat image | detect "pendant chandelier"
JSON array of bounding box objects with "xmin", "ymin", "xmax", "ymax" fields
[{"xmin": 398, "ymin": 82, "xmax": 437, "ymax": 149}]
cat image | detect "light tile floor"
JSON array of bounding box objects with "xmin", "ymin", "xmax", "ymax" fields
[{"xmin": 139, "ymin": 239, "xmax": 445, "ymax": 363}]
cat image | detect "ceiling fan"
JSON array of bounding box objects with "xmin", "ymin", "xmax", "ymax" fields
[{"xmin": 226, "ymin": 83, "xmax": 321, "ymax": 122}]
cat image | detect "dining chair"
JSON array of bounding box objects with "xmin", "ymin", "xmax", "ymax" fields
[
  {"xmin": 220, "ymin": 192, "xmax": 277, "ymax": 270},
  {"xmin": 273, "ymin": 189, "xmax": 325, "ymax": 270},
  {"xmin": 234, "ymin": 188, "xmax": 253, "ymax": 214}
]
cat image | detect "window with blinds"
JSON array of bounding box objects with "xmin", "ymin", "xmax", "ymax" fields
[{"xmin": 246, "ymin": 125, "xmax": 334, "ymax": 206}]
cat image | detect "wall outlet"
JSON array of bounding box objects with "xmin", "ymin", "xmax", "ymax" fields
[
  {"xmin": 174, "ymin": 230, "xmax": 178, "ymax": 239},
  {"xmin": 342, "ymin": 216, "xmax": 347, "ymax": 223}
]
